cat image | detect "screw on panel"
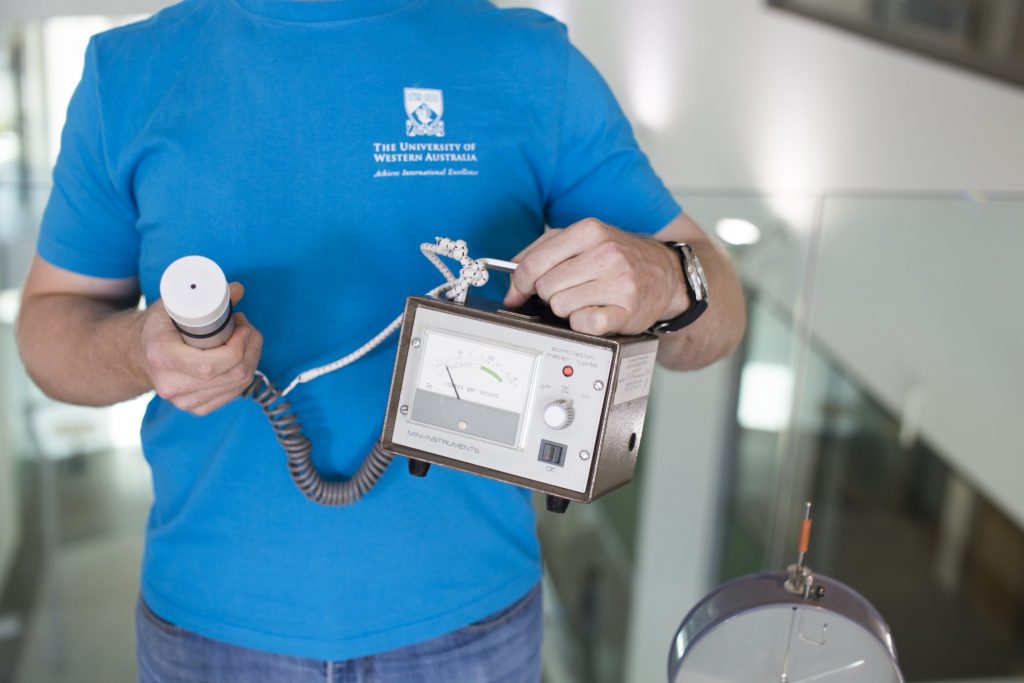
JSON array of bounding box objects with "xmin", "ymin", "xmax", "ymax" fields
[{"xmin": 411, "ymin": 338, "xmax": 421, "ymax": 348}]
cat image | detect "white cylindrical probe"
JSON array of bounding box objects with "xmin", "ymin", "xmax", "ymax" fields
[{"xmin": 159, "ymin": 255, "xmax": 234, "ymax": 349}]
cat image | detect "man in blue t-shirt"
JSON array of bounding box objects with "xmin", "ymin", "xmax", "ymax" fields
[{"xmin": 17, "ymin": 1, "xmax": 745, "ymax": 681}]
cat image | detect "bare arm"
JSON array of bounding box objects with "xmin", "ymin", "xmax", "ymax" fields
[
  {"xmin": 17, "ymin": 256, "xmax": 148, "ymax": 404},
  {"xmin": 650, "ymin": 213, "xmax": 746, "ymax": 370},
  {"xmin": 504, "ymin": 213, "xmax": 746, "ymax": 371},
  {"xmin": 17, "ymin": 255, "xmax": 262, "ymax": 414}
]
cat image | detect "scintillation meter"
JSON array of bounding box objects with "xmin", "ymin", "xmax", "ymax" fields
[
  {"xmin": 381, "ymin": 292, "xmax": 658, "ymax": 513},
  {"xmin": 160, "ymin": 237, "xmax": 661, "ymax": 512}
]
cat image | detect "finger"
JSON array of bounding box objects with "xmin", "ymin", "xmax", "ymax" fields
[
  {"xmin": 504, "ymin": 230, "xmax": 562, "ymax": 308},
  {"xmin": 186, "ymin": 313, "xmax": 260, "ymax": 382},
  {"xmin": 188, "ymin": 396, "xmax": 236, "ymax": 417},
  {"xmin": 177, "ymin": 339, "xmax": 247, "ymax": 380},
  {"xmin": 504, "ymin": 279, "xmax": 531, "ymax": 309},
  {"xmin": 509, "ymin": 220, "xmax": 609, "ymax": 305},
  {"xmin": 173, "ymin": 385, "xmax": 231, "ymax": 411},
  {"xmin": 175, "ymin": 387, "xmax": 241, "ymax": 416},
  {"xmin": 229, "ymin": 282, "xmax": 245, "ymax": 306},
  {"xmin": 221, "ymin": 313, "xmax": 253, "ymax": 358},
  {"xmin": 546, "ymin": 278, "xmax": 634, "ymax": 319},
  {"xmin": 187, "ymin": 365, "xmax": 257, "ymax": 414},
  {"xmin": 169, "ymin": 350, "xmax": 257, "ymax": 407},
  {"xmin": 158, "ymin": 316, "xmax": 253, "ymax": 381},
  {"xmin": 512, "ymin": 229, "xmax": 630, "ymax": 307},
  {"xmin": 509, "ymin": 228, "xmax": 562, "ymax": 263},
  {"xmin": 152, "ymin": 368, "xmax": 250, "ymax": 399},
  {"xmin": 525, "ymin": 219, "xmax": 610, "ymax": 267},
  {"xmin": 568, "ymin": 305, "xmax": 631, "ymax": 337},
  {"xmin": 236, "ymin": 317, "xmax": 263, "ymax": 375},
  {"xmin": 530, "ymin": 250, "xmax": 612, "ymax": 304}
]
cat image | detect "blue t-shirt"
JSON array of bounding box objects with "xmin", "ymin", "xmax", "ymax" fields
[{"xmin": 38, "ymin": 0, "xmax": 681, "ymax": 660}]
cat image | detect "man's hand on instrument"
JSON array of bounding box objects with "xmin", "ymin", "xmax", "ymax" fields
[
  {"xmin": 504, "ymin": 218, "xmax": 690, "ymax": 336},
  {"xmin": 134, "ymin": 282, "xmax": 263, "ymax": 416}
]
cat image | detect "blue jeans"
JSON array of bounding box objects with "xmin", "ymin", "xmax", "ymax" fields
[{"xmin": 136, "ymin": 584, "xmax": 542, "ymax": 683}]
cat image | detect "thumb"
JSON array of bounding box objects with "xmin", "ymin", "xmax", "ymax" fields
[
  {"xmin": 229, "ymin": 282, "xmax": 245, "ymax": 306},
  {"xmin": 503, "ymin": 280, "xmax": 529, "ymax": 309}
]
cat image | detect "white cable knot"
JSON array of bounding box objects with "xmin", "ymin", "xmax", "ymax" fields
[
  {"xmin": 434, "ymin": 237, "xmax": 467, "ymax": 260},
  {"xmin": 460, "ymin": 260, "xmax": 489, "ymax": 287}
]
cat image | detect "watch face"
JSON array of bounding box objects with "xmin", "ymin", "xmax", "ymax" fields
[
  {"xmin": 651, "ymin": 243, "xmax": 709, "ymax": 333},
  {"xmin": 681, "ymin": 244, "xmax": 708, "ymax": 302},
  {"xmin": 675, "ymin": 605, "xmax": 902, "ymax": 683},
  {"xmin": 693, "ymin": 257, "xmax": 708, "ymax": 300}
]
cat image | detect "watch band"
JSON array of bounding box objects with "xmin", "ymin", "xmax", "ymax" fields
[{"xmin": 649, "ymin": 242, "xmax": 709, "ymax": 334}]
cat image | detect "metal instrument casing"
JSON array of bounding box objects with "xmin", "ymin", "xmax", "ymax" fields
[{"xmin": 381, "ymin": 296, "xmax": 659, "ymax": 503}]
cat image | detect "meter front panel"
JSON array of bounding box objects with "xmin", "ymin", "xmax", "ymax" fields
[{"xmin": 391, "ymin": 306, "xmax": 614, "ymax": 493}]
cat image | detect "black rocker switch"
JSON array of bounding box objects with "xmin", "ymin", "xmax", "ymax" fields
[{"xmin": 538, "ymin": 440, "xmax": 567, "ymax": 467}]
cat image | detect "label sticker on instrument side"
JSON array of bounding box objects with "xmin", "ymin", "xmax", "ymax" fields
[{"xmin": 613, "ymin": 352, "xmax": 657, "ymax": 405}]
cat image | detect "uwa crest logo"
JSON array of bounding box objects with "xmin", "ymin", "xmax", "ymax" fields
[{"xmin": 404, "ymin": 87, "xmax": 445, "ymax": 138}]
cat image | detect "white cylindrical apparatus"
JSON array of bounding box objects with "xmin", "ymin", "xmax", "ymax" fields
[
  {"xmin": 668, "ymin": 571, "xmax": 904, "ymax": 683},
  {"xmin": 159, "ymin": 255, "xmax": 234, "ymax": 349}
]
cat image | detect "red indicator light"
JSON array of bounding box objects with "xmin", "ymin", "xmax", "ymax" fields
[{"xmin": 562, "ymin": 366, "xmax": 574, "ymax": 377}]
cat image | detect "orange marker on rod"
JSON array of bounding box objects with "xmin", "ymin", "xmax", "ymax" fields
[{"xmin": 796, "ymin": 501, "xmax": 813, "ymax": 570}]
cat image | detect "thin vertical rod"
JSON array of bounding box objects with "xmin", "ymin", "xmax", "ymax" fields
[{"xmin": 767, "ymin": 193, "xmax": 827, "ymax": 570}]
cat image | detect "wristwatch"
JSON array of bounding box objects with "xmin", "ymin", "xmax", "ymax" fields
[{"xmin": 649, "ymin": 242, "xmax": 709, "ymax": 334}]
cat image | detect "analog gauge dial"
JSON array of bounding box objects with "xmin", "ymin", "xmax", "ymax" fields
[
  {"xmin": 411, "ymin": 330, "xmax": 539, "ymax": 447},
  {"xmin": 417, "ymin": 331, "xmax": 536, "ymax": 413}
]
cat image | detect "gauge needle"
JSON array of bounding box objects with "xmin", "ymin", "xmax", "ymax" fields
[{"xmin": 445, "ymin": 364, "xmax": 461, "ymax": 400}]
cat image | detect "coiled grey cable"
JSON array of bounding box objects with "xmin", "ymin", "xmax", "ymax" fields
[
  {"xmin": 243, "ymin": 372, "xmax": 394, "ymax": 506},
  {"xmin": 161, "ymin": 238, "xmax": 492, "ymax": 506}
]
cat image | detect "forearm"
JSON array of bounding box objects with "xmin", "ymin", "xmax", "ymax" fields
[
  {"xmin": 17, "ymin": 293, "xmax": 150, "ymax": 406},
  {"xmin": 655, "ymin": 238, "xmax": 746, "ymax": 371}
]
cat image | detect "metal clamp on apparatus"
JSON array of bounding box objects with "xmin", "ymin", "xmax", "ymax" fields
[{"xmin": 160, "ymin": 237, "xmax": 660, "ymax": 513}]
